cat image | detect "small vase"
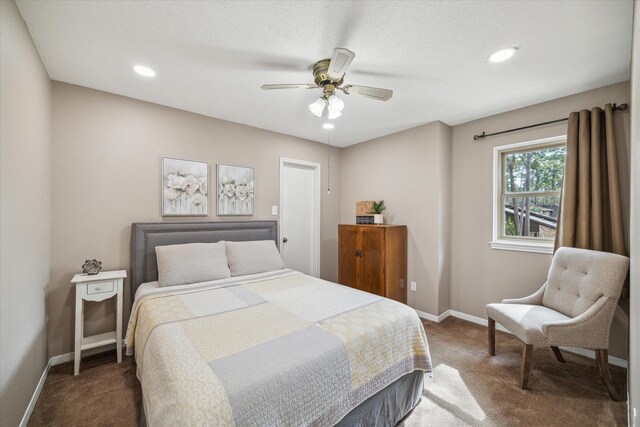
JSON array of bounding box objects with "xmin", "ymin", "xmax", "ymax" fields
[{"xmin": 373, "ymin": 214, "xmax": 384, "ymax": 224}]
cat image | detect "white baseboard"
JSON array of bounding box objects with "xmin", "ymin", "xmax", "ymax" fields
[
  {"xmin": 416, "ymin": 308, "xmax": 628, "ymax": 368},
  {"xmin": 414, "ymin": 309, "xmax": 451, "ymax": 323},
  {"xmin": 557, "ymin": 346, "xmax": 628, "ymax": 368},
  {"xmin": 49, "ymin": 351, "xmax": 74, "ymax": 366},
  {"xmin": 20, "ymin": 343, "xmax": 123, "ymax": 426},
  {"xmin": 50, "ymin": 342, "xmax": 120, "ymax": 366},
  {"xmin": 19, "ymin": 359, "xmax": 51, "ymax": 427}
]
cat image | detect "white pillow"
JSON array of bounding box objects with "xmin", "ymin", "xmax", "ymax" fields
[
  {"xmin": 156, "ymin": 242, "xmax": 230, "ymax": 287},
  {"xmin": 226, "ymin": 240, "xmax": 285, "ymax": 277}
]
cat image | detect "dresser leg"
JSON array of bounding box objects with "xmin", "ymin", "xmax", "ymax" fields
[{"xmin": 74, "ymin": 294, "xmax": 83, "ymax": 376}]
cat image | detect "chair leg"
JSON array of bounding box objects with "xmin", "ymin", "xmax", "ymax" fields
[
  {"xmin": 596, "ymin": 349, "xmax": 621, "ymax": 401},
  {"xmin": 520, "ymin": 344, "xmax": 533, "ymax": 390},
  {"xmin": 488, "ymin": 318, "xmax": 495, "ymax": 356},
  {"xmin": 595, "ymin": 350, "xmax": 605, "ymax": 382},
  {"xmin": 550, "ymin": 346, "xmax": 565, "ymax": 363}
]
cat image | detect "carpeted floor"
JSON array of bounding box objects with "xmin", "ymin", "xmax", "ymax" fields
[
  {"xmin": 402, "ymin": 318, "xmax": 627, "ymax": 426},
  {"xmin": 28, "ymin": 317, "xmax": 627, "ymax": 426}
]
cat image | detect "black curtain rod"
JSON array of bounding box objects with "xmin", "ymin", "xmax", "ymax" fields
[{"xmin": 473, "ymin": 103, "xmax": 629, "ymax": 141}]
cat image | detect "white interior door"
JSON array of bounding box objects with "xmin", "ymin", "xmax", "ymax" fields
[{"xmin": 279, "ymin": 158, "xmax": 320, "ymax": 277}]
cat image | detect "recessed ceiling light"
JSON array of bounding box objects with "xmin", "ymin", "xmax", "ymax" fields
[
  {"xmin": 323, "ymin": 123, "xmax": 334, "ymax": 130},
  {"xmin": 133, "ymin": 65, "xmax": 156, "ymax": 77},
  {"xmin": 489, "ymin": 47, "xmax": 518, "ymax": 63}
]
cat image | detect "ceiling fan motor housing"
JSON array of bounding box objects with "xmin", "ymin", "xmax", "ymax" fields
[
  {"xmin": 313, "ymin": 59, "xmax": 344, "ymax": 89},
  {"xmin": 261, "ymin": 48, "xmax": 393, "ymax": 105}
]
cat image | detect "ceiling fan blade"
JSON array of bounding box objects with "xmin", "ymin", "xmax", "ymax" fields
[
  {"xmin": 327, "ymin": 48, "xmax": 355, "ymax": 80},
  {"xmin": 344, "ymin": 85, "xmax": 393, "ymax": 101},
  {"xmin": 261, "ymin": 84, "xmax": 316, "ymax": 90}
]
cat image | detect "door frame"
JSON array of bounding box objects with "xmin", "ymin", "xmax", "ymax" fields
[{"xmin": 279, "ymin": 157, "xmax": 321, "ymax": 277}]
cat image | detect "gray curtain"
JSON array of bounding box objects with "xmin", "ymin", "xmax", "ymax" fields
[{"xmin": 554, "ymin": 103, "xmax": 626, "ymax": 255}]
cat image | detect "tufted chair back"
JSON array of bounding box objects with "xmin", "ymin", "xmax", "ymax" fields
[{"xmin": 541, "ymin": 247, "xmax": 629, "ymax": 318}]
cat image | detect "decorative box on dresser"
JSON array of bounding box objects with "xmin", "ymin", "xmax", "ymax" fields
[
  {"xmin": 338, "ymin": 224, "xmax": 408, "ymax": 304},
  {"xmin": 70, "ymin": 270, "xmax": 127, "ymax": 375}
]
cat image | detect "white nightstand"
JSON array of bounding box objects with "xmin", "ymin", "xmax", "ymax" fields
[{"xmin": 70, "ymin": 270, "xmax": 127, "ymax": 375}]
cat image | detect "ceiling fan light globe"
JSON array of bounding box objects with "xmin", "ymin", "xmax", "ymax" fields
[
  {"xmin": 327, "ymin": 95, "xmax": 345, "ymax": 113},
  {"xmin": 309, "ymin": 98, "xmax": 326, "ymax": 117},
  {"xmin": 327, "ymin": 109, "xmax": 342, "ymax": 120}
]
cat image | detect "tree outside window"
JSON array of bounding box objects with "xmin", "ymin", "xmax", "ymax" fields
[
  {"xmin": 491, "ymin": 136, "xmax": 567, "ymax": 254},
  {"xmin": 501, "ymin": 143, "xmax": 566, "ymax": 241}
]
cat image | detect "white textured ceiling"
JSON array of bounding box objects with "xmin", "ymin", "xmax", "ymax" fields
[{"xmin": 17, "ymin": 1, "xmax": 633, "ymax": 147}]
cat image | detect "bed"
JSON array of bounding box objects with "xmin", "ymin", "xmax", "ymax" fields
[{"xmin": 126, "ymin": 221, "xmax": 431, "ymax": 426}]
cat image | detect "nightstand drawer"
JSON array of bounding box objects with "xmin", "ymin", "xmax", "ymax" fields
[{"xmin": 87, "ymin": 280, "xmax": 114, "ymax": 295}]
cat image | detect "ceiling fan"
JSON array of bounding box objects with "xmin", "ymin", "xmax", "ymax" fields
[{"xmin": 261, "ymin": 48, "xmax": 393, "ymax": 119}]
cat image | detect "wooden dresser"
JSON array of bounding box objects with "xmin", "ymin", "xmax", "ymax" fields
[{"xmin": 338, "ymin": 224, "xmax": 407, "ymax": 304}]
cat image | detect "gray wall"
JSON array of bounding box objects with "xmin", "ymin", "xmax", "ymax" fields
[
  {"xmin": 340, "ymin": 121, "xmax": 452, "ymax": 316},
  {"xmin": 0, "ymin": 1, "xmax": 52, "ymax": 425},
  {"xmin": 628, "ymin": 0, "xmax": 639, "ymax": 422},
  {"xmin": 450, "ymin": 81, "xmax": 631, "ymax": 359},
  {"xmin": 49, "ymin": 82, "xmax": 341, "ymax": 357}
]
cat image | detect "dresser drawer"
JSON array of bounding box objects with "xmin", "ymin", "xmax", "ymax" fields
[{"xmin": 87, "ymin": 280, "xmax": 114, "ymax": 295}]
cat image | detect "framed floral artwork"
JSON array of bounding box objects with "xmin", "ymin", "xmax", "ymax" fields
[
  {"xmin": 161, "ymin": 157, "xmax": 209, "ymax": 216},
  {"xmin": 217, "ymin": 164, "xmax": 254, "ymax": 216}
]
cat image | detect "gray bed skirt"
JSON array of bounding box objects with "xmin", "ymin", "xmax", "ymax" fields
[
  {"xmin": 140, "ymin": 370, "xmax": 424, "ymax": 427},
  {"xmin": 335, "ymin": 370, "xmax": 424, "ymax": 427}
]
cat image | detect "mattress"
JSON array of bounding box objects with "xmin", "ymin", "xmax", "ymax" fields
[{"xmin": 125, "ymin": 269, "xmax": 432, "ymax": 426}]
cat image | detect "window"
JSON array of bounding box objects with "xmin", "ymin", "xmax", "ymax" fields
[{"xmin": 491, "ymin": 136, "xmax": 566, "ymax": 254}]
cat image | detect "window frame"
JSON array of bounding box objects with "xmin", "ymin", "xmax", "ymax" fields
[{"xmin": 490, "ymin": 135, "xmax": 566, "ymax": 254}]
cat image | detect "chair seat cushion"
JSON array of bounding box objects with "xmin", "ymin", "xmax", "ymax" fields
[{"xmin": 486, "ymin": 303, "xmax": 571, "ymax": 345}]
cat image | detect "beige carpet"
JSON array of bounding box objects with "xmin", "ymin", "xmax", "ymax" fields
[
  {"xmin": 29, "ymin": 317, "xmax": 626, "ymax": 426},
  {"xmin": 403, "ymin": 318, "xmax": 626, "ymax": 426}
]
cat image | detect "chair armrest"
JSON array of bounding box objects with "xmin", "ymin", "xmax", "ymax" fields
[
  {"xmin": 501, "ymin": 283, "xmax": 546, "ymax": 305},
  {"xmin": 542, "ymin": 296, "xmax": 615, "ymax": 348}
]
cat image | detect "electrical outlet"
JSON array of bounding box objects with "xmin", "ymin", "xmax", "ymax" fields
[
  {"xmin": 410, "ymin": 281, "xmax": 417, "ymax": 292},
  {"xmin": 272, "ymin": 206, "xmax": 278, "ymax": 215}
]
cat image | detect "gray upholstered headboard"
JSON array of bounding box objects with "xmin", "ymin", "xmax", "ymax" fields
[{"xmin": 130, "ymin": 221, "xmax": 278, "ymax": 300}]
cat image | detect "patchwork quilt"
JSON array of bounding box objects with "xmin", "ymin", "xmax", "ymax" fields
[{"xmin": 125, "ymin": 269, "xmax": 432, "ymax": 427}]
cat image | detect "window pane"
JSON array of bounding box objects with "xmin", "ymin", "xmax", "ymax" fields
[
  {"xmin": 503, "ymin": 145, "xmax": 566, "ymax": 193},
  {"xmin": 503, "ymin": 195, "xmax": 559, "ymax": 239}
]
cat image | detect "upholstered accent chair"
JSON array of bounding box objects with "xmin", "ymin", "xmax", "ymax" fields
[{"xmin": 486, "ymin": 247, "xmax": 629, "ymax": 400}]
